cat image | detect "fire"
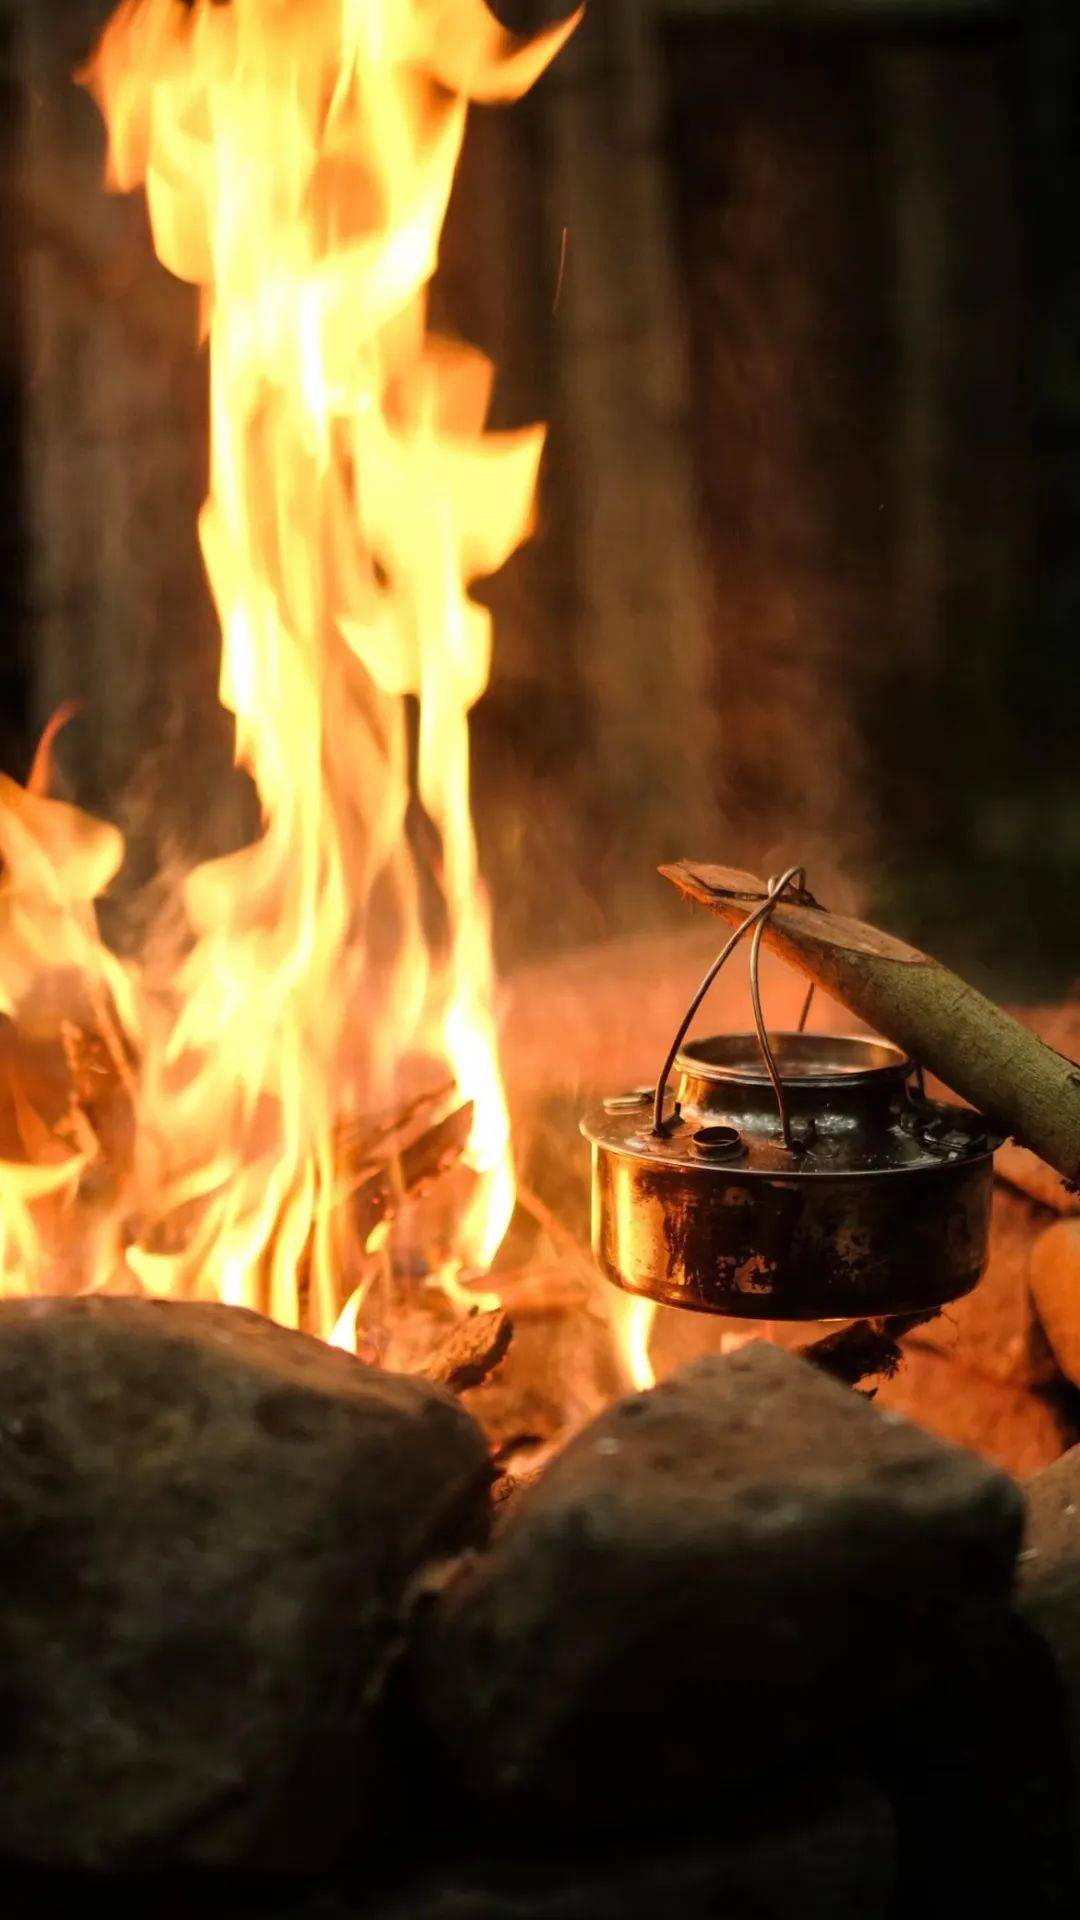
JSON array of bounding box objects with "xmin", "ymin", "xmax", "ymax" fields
[
  {"xmin": 616, "ymin": 1294, "xmax": 657, "ymax": 1392},
  {"xmin": 0, "ymin": 0, "xmax": 579, "ymax": 1344}
]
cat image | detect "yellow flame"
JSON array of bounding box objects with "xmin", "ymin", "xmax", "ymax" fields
[
  {"xmin": 0, "ymin": 0, "xmax": 579, "ymax": 1340},
  {"xmin": 614, "ymin": 1293, "xmax": 657, "ymax": 1392}
]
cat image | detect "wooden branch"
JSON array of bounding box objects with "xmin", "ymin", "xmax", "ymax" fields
[{"xmin": 661, "ymin": 863, "xmax": 1080, "ymax": 1187}]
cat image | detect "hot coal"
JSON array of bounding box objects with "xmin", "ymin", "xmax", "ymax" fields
[
  {"xmin": 412, "ymin": 1342, "xmax": 1022, "ymax": 1820},
  {"xmin": 0, "ymin": 1297, "xmax": 492, "ymax": 1872}
]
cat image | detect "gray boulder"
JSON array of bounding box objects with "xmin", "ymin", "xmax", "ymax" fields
[
  {"xmin": 359, "ymin": 1772, "xmax": 896, "ymax": 1920},
  {"xmin": 413, "ymin": 1341, "xmax": 1021, "ymax": 1816},
  {"xmin": 1019, "ymin": 1442, "xmax": 1080, "ymax": 1878},
  {"xmin": 0, "ymin": 1296, "xmax": 492, "ymax": 1870}
]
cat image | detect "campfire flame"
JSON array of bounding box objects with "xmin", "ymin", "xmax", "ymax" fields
[
  {"xmin": 0, "ymin": 0, "xmax": 579, "ymax": 1346},
  {"xmin": 619, "ymin": 1295, "xmax": 658, "ymax": 1392}
]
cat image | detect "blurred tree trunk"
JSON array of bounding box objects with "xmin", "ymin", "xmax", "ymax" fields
[
  {"xmin": 663, "ymin": 2, "xmax": 1060, "ymax": 992},
  {"xmin": 667, "ymin": 22, "xmax": 885, "ymax": 881},
  {"xmin": 500, "ymin": 0, "xmax": 722, "ymax": 944},
  {"xmin": 1022, "ymin": 0, "xmax": 1080, "ymax": 872},
  {"xmin": 0, "ymin": 1, "xmax": 28, "ymax": 779}
]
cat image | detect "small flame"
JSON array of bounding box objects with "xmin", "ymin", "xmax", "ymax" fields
[
  {"xmin": 0, "ymin": 0, "xmax": 580, "ymax": 1343},
  {"xmin": 615, "ymin": 1294, "xmax": 657, "ymax": 1392}
]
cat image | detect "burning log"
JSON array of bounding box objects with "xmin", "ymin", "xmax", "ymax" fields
[
  {"xmin": 0, "ymin": 995, "xmax": 135, "ymax": 1179},
  {"xmin": 416, "ymin": 1307, "xmax": 514, "ymax": 1395},
  {"xmin": 662, "ymin": 863, "xmax": 1080, "ymax": 1187},
  {"xmin": 336, "ymin": 1089, "xmax": 475, "ymax": 1249}
]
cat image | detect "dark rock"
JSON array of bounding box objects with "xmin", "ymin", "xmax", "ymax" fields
[
  {"xmin": 1020, "ymin": 1443, "xmax": 1080, "ymax": 1871},
  {"xmin": 1022, "ymin": 1441, "xmax": 1080, "ymax": 1688},
  {"xmin": 0, "ymin": 1297, "xmax": 492, "ymax": 1872},
  {"xmin": 867, "ymin": 1609, "xmax": 1076, "ymax": 1916},
  {"xmin": 1024, "ymin": 1441, "xmax": 1080, "ymax": 1591},
  {"xmin": 0, "ymin": 1773, "xmax": 896, "ymax": 1920},
  {"xmin": 413, "ymin": 1342, "xmax": 1021, "ymax": 1818},
  {"xmin": 352, "ymin": 1772, "xmax": 896, "ymax": 1920}
]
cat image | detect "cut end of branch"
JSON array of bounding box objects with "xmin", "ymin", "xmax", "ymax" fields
[{"xmin": 659, "ymin": 861, "xmax": 772, "ymax": 909}]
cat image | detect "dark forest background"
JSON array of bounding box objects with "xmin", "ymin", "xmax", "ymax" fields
[{"xmin": 0, "ymin": 0, "xmax": 1076, "ymax": 999}]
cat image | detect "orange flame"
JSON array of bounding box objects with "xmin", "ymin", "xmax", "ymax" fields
[
  {"xmin": 0, "ymin": 0, "xmax": 579, "ymax": 1343},
  {"xmin": 614, "ymin": 1293, "xmax": 657, "ymax": 1391}
]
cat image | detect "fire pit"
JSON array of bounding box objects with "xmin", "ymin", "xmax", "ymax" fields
[{"xmin": 1, "ymin": 2, "xmax": 1080, "ymax": 1915}]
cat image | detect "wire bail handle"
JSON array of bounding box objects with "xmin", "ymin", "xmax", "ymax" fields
[{"xmin": 651, "ymin": 866, "xmax": 815, "ymax": 1151}]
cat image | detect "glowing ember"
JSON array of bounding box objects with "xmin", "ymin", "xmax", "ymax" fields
[{"xmin": 0, "ymin": 0, "xmax": 580, "ymax": 1346}]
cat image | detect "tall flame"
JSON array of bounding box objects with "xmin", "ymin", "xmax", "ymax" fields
[{"xmin": 0, "ymin": 0, "xmax": 578, "ymax": 1341}]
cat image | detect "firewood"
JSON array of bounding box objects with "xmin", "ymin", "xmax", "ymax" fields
[
  {"xmin": 0, "ymin": 1007, "xmax": 134, "ymax": 1190},
  {"xmin": 798, "ymin": 1311, "xmax": 939, "ymax": 1388},
  {"xmin": 340, "ymin": 1097, "xmax": 475, "ymax": 1244},
  {"xmin": 661, "ymin": 863, "xmax": 1080, "ymax": 1187},
  {"xmin": 333, "ymin": 1080, "xmax": 456, "ymax": 1176},
  {"xmin": 416, "ymin": 1308, "xmax": 514, "ymax": 1395},
  {"xmin": 293, "ymin": 1093, "xmax": 476, "ymax": 1331}
]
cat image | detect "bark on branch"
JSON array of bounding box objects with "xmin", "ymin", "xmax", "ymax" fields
[{"xmin": 661, "ymin": 862, "xmax": 1080, "ymax": 1188}]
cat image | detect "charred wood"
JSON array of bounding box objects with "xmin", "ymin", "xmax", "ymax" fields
[
  {"xmin": 416, "ymin": 1308, "xmax": 514, "ymax": 1396},
  {"xmin": 798, "ymin": 1311, "xmax": 939, "ymax": 1389},
  {"xmin": 338, "ymin": 1094, "xmax": 475, "ymax": 1247}
]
